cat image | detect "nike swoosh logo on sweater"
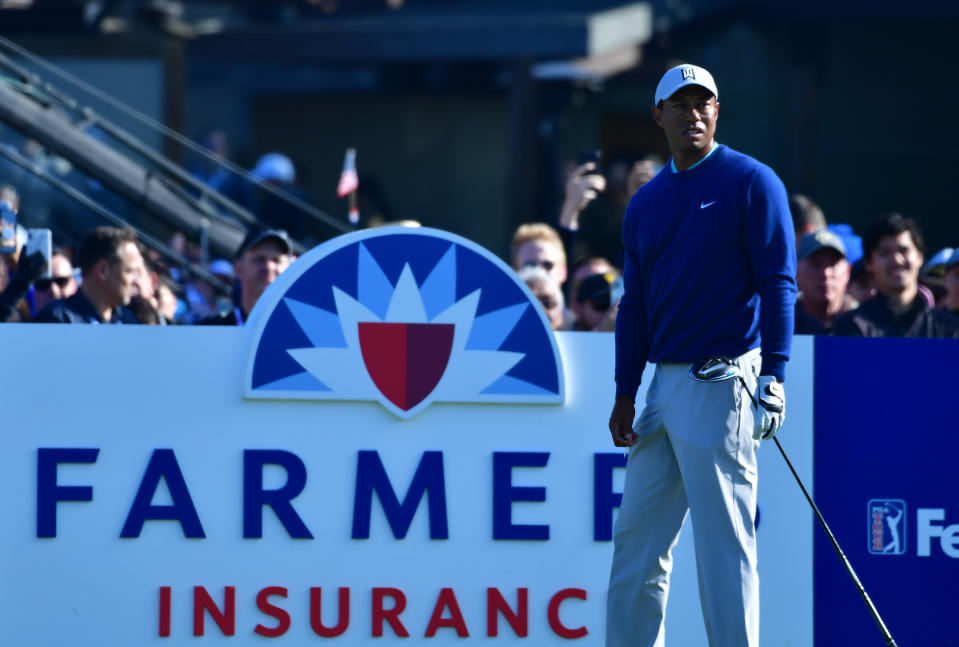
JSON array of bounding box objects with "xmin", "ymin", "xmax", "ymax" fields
[{"xmin": 700, "ymin": 201, "xmax": 717, "ymax": 209}]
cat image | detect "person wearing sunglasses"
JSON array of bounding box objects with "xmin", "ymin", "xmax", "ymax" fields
[
  {"xmin": 34, "ymin": 226, "xmax": 143, "ymax": 324},
  {"xmin": 32, "ymin": 250, "xmax": 78, "ymax": 315}
]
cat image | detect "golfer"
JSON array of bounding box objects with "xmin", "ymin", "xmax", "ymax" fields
[{"xmin": 606, "ymin": 64, "xmax": 796, "ymax": 646}]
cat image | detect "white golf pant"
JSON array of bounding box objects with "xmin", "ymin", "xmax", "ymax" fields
[{"xmin": 606, "ymin": 350, "xmax": 761, "ymax": 647}]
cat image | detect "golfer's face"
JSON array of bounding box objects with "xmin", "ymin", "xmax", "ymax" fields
[{"xmin": 655, "ymin": 86, "xmax": 719, "ymax": 158}]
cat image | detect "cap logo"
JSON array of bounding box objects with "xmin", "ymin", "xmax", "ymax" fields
[{"xmin": 681, "ymin": 65, "xmax": 696, "ymax": 81}]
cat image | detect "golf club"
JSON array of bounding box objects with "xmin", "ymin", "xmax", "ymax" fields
[{"xmin": 689, "ymin": 356, "xmax": 898, "ymax": 647}]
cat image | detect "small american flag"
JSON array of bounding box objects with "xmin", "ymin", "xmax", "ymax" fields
[{"xmin": 337, "ymin": 148, "xmax": 359, "ymax": 198}]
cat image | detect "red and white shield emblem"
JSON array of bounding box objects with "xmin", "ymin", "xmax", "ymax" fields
[{"xmin": 358, "ymin": 322, "xmax": 455, "ymax": 412}]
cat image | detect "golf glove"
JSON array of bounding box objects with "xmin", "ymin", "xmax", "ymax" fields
[{"xmin": 752, "ymin": 375, "xmax": 785, "ymax": 440}]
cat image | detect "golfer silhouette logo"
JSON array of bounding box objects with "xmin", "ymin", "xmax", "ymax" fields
[{"xmin": 868, "ymin": 499, "xmax": 907, "ymax": 556}]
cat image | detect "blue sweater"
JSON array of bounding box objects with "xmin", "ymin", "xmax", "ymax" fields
[{"xmin": 614, "ymin": 144, "xmax": 796, "ymax": 399}]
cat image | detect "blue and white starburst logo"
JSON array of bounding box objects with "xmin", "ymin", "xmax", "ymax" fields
[{"xmin": 244, "ymin": 227, "xmax": 564, "ymax": 419}]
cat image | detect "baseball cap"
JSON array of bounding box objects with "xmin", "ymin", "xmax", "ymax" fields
[
  {"xmin": 654, "ymin": 64, "xmax": 719, "ymax": 105},
  {"xmin": 251, "ymin": 153, "xmax": 295, "ymax": 184},
  {"xmin": 576, "ymin": 272, "xmax": 615, "ymax": 311},
  {"xmin": 797, "ymin": 229, "xmax": 847, "ymax": 261},
  {"xmin": 236, "ymin": 226, "xmax": 292, "ymax": 260},
  {"xmin": 921, "ymin": 247, "xmax": 954, "ymax": 277},
  {"xmin": 946, "ymin": 247, "xmax": 959, "ymax": 271},
  {"xmin": 826, "ymin": 223, "xmax": 863, "ymax": 265},
  {"xmin": 208, "ymin": 258, "xmax": 234, "ymax": 278}
]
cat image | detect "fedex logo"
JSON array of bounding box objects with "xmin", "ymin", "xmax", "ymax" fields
[
  {"xmin": 244, "ymin": 227, "xmax": 563, "ymax": 419},
  {"xmin": 917, "ymin": 508, "xmax": 959, "ymax": 558}
]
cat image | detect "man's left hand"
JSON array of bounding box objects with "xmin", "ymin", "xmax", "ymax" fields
[{"xmin": 752, "ymin": 376, "xmax": 785, "ymax": 440}]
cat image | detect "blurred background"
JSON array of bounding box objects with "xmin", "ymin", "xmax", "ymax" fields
[{"xmin": 1, "ymin": 0, "xmax": 956, "ymax": 264}]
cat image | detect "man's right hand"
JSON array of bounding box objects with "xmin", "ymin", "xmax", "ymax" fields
[{"xmin": 608, "ymin": 396, "xmax": 637, "ymax": 447}]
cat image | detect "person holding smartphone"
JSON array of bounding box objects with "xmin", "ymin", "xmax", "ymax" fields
[
  {"xmin": 34, "ymin": 226, "xmax": 142, "ymax": 324},
  {"xmin": 0, "ymin": 231, "xmax": 49, "ymax": 323}
]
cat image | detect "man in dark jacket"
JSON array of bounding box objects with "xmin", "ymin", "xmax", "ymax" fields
[
  {"xmin": 198, "ymin": 226, "xmax": 292, "ymax": 326},
  {"xmin": 34, "ymin": 226, "xmax": 141, "ymax": 324},
  {"xmin": 832, "ymin": 213, "xmax": 959, "ymax": 337}
]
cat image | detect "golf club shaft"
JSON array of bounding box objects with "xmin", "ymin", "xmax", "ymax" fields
[{"xmin": 738, "ymin": 376, "xmax": 898, "ymax": 646}]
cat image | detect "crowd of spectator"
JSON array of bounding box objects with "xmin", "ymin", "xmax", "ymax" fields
[
  {"xmin": 509, "ymin": 158, "xmax": 959, "ymax": 339},
  {"xmin": 2, "ymin": 152, "xmax": 959, "ymax": 340}
]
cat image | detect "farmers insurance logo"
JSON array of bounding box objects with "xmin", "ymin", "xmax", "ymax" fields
[
  {"xmin": 868, "ymin": 499, "xmax": 906, "ymax": 555},
  {"xmin": 244, "ymin": 227, "xmax": 564, "ymax": 418}
]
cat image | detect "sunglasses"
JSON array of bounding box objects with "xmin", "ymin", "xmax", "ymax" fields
[
  {"xmin": 35, "ymin": 276, "xmax": 72, "ymax": 291},
  {"xmin": 523, "ymin": 259, "xmax": 555, "ymax": 272}
]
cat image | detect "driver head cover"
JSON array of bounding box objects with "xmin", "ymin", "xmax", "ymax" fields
[{"xmin": 689, "ymin": 356, "xmax": 740, "ymax": 382}]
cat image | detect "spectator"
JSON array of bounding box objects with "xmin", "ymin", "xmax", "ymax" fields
[
  {"xmin": 568, "ymin": 256, "xmax": 617, "ymax": 307},
  {"xmin": 921, "ymin": 246, "xmax": 953, "ymax": 279},
  {"xmin": 942, "ymin": 249, "xmax": 959, "ymax": 316},
  {"xmin": 181, "ymin": 258, "xmax": 234, "ymax": 324},
  {"xmin": 625, "ymin": 155, "xmax": 664, "ymax": 198},
  {"xmin": 847, "ymin": 257, "xmax": 875, "ymax": 304},
  {"xmin": 510, "ymin": 222, "xmax": 567, "ymax": 288},
  {"xmin": 919, "ymin": 246, "xmax": 953, "ymax": 306},
  {"xmin": 31, "ymin": 249, "xmax": 79, "ymax": 315},
  {"xmin": 789, "ymin": 193, "xmax": 826, "ymax": 244},
  {"xmin": 34, "ymin": 226, "xmax": 142, "ymax": 324},
  {"xmin": 131, "ymin": 248, "xmax": 164, "ymax": 324},
  {"xmin": 0, "ymin": 183, "xmax": 20, "ymax": 213},
  {"xmin": 0, "ymin": 246, "xmax": 46, "ymax": 323},
  {"xmin": 518, "ymin": 265, "xmax": 564, "ymax": 331},
  {"xmin": 826, "ymin": 223, "xmax": 864, "ymax": 264},
  {"xmin": 249, "ymin": 152, "xmax": 315, "ymax": 243},
  {"xmin": 832, "ymin": 214, "xmax": 959, "ymax": 337},
  {"xmin": 557, "ymin": 153, "xmax": 635, "ymax": 269},
  {"xmin": 794, "ymin": 230, "xmax": 857, "ymax": 334},
  {"xmin": 558, "ymin": 161, "xmax": 606, "ymax": 236},
  {"xmin": 571, "ymin": 272, "xmax": 618, "ymax": 331},
  {"xmin": 198, "ymin": 226, "xmax": 292, "ymax": 326},
  {"xmin": 155, "ymin": 271, "xmax": 183, "ymax": 323},
  {"xmin": 127, "ymin": 295, "xmax": 162, "ymax": 325}
]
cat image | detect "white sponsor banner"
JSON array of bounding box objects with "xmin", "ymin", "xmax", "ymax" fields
[{"xmin": 0, "ymin": 326, "xmax": 813, "ymax": 645}]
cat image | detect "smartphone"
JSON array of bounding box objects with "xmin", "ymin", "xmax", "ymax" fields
[
  {"xmin": 25, "ymin": 228, "xmax": 52, "ymax": 280},
  {"xmin": 0, "ymin": 200, "xmax": 16, "ymax": 254},
  {"xmin": 577, "ymin": 149, "xmax": 602, "ymax": 171}
]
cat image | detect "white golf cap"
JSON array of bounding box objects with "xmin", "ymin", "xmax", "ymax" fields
[{"xmin": 654, "ymin": 64, "xmax": 719, "ymax": 105}]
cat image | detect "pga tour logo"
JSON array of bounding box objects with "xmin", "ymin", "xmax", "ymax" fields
[
  {"xmin": 868, "ymin": 499, "xmax": 906, "ymax": 555},
  {"xmin": 244, "ymin": 227, "xmax": 564, "ymax": 418}
]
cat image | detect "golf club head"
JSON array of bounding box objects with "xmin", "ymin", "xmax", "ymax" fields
[{"xmin": 689, "ymin": 356, "xmax": 742, "ymax": 382}]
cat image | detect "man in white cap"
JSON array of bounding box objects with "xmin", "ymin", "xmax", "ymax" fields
[{"xmin": 606, "ymin": 64, "xmax": 796, "ymax": 646}]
